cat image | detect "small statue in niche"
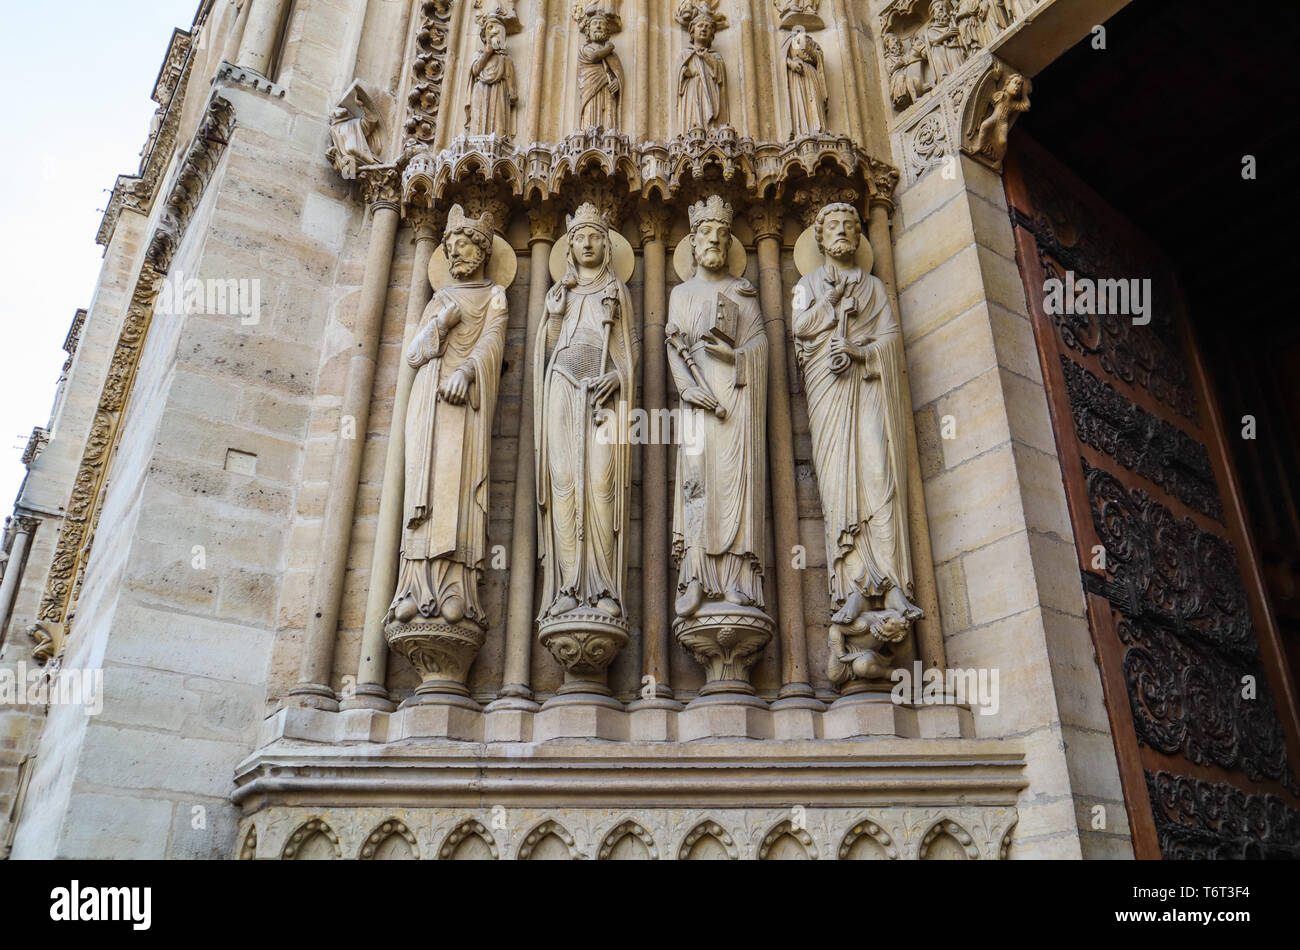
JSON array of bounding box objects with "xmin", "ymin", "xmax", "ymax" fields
[
  {"xmin": 573, "ymin": 2, "xmax": 624, "ymax": 130},
  {"xmin": 791, "ymin": 203, "xmax": 923, "ymax": 688},
  {"xmin": 783, "ymin": 25, "xmax": 828, "ymax": 137},
  {"xmin": 922, "ymin": 0, "xmax": 965, "ymax": 82},
  {"xmin": 327, "ymin": 80, "xmax": 390, "ymax": 179},
  {"xmin": 883, "ymin": 32, "xmax": 931, "ymax": 110},
  {"xmin": 465, "ymin": 7, "xmax": 518, "ymax": 136},
  {"xmin": 968, "ymin": 71, "xmax": 1030, "ymax": 162},
  {"xmin": 675, "ymin": 0, "xmax": 728, "ymax": 133},
  {"xmin": 977, "ymin": 0, "xmax": 1009, "ymax": 46}
]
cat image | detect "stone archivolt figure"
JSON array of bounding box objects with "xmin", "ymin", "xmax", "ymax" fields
[
  {"xmin": 783, "ymin": 25, "xmax": 828, "ymax": 137},
  {"xmin": 923, "ymin": 0, "xmax": 965, "ymax": 82},
  {"xmin": 977, "ymin": 0, "xmax": 1009, "ymax": 46},
  {"xmin": 534, "ymin": 203, "xmax": 638, "ymax": 694},
  {"xmin": 327, "ymin": 80, "xmax": 389, "ymax": 179},
  {"xmin": 668, "ymin": 196, "xmax": 773, "ymax": 692},
  {"xmin": 465, "ymin": 10, "xmax": 518, "ymax": 136},
  {"xmin": 1004, "ymin": 0, "xmax": 1038, "ymax": 19},
  {"xmin": 675, "ymin": 0, "xmax": 728, "ymax": 133},
  {"xmin": 953, "ymin": 0, "xmax": 984, "ymax": 52},
  {"xmin": 792, "ymin": 203, "xmax": 922, "ymax": 687},
  {"xmin": 573, "ymin": 3, "xmax": 624, "ymax": 130},
  {"xmin": 884, "ymin": 32, "xmax": 931, "ymax": 110},
  {"xmin": 386, "ymin": 205, "xmax": 514, "ymax": 696}
]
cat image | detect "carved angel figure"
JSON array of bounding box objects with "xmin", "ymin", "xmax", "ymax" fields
[
  {"xmin": 328, "ymin": 80, "xmax": 388, "ymax": 179},
  {"xmin": 970, "ymin": 72, "xmax": 1030, "ymax": 162}
]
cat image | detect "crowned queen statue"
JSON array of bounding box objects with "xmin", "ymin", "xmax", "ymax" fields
[{"xmin": 534, "ymin": 202, "xmax": 638, "ymax": 703}]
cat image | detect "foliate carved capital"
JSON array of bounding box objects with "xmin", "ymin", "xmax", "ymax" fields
[
  {"xmin": 406, "ymin": 206, "xmax": 442, "ymax": 243},
  {"xmin": 636, "ymin": 200, "xmax": 671, "ymax": 247},
  {"xmin": 455, "ymin": 183, "xmax": 510, "ymax": 233},
  {"xmin": 867, "ymin": 159, "xmax": 900, "ymax": 213},
  {"xmin": 746, "ymin": 201, "xmax": 784, "ymax": 242},
  {"xmin": 527, "ymin": 205, "xmax": 559, "ymax": 245},
  {"xmin": 359, "ymin": 165, "xmax": 402, "ymax": 210},
  {"xmin": 791, "ymin": 182, "xmax": 860, "ymax": 229},
  {"xmin": 11, "ymin": 515, "xmax": 39, "ymax": 536}
]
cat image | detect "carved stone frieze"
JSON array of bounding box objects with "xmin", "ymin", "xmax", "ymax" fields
[
  {"xmin": 237, "ymin": 804, "xmax": 1020, "ymax": 860},
  {"xmin": 401, "ymin": 128, "xmax": 896, "ymax": 213}
]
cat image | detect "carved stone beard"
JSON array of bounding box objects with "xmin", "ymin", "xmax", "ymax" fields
[
  {"xmin": 448, "ymin": 244, "xmax": 487, "ymax": 279},
  {"xmin": 824, "ymin": 237, "xmax": 856, "ymax": 266},
  {"xmin": 695, "ymin": 242, "xmax": 727, "ymax": 272}
]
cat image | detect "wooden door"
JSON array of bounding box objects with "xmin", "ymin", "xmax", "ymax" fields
[{"xmin": 1004, "ymin": 133, "xmax": 1300, "ymax": 859}]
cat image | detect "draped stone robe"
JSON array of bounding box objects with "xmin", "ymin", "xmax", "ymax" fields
[
  {"xmin": 577, "ymin": 39, "xmax": 624, "ymax": 129},
  {"xmin": 534, "ymin": 265, "xmax": 638, "ymax": 618},
  {"xmin": 677, "ymin": 44, "xmax": 726, "ymax": 132},
  {"xmin": 392, "ymin": 280, "xmax": 509, "ymax": 626},
  {"xmin": 466, "ymin": 46, "xmax": 517, "ymax": 136},
  {"xmin": 785, "ymin": 37, "xmax": 827, "ymax": 136},
  {"xmin": 667, "ymin": 274, "xmax": 769, "ymax": 606},
  {"xmin": 792, "ymin": 264, "xmax": 913, "ymax": 606}
]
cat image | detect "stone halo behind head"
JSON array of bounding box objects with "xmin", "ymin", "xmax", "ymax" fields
[
  {"xmin": 548, "ymin": 227, "xmax": 636, "ymax": 283},
  {"xmin": 793, "ymin": 225, "xmax": 874, "ymax": 277},
  {"xmin": 672, "ymin": 234, "xmax": 747, "ymax": 282},
  {"xmin": 428, "ymin": 234, "xmax": 518, "ymax": 291}
]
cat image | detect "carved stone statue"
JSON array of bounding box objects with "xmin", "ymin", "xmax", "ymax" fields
[
  {"xmin": 791, "ymin": 203, "xmax": 922, "ymax": 688},
  {"xmin": 668, "ymin": 196, "xmax": 773, "ymax": 694},
  {"xmin": 465, "ymin": 9, "xmax": 518, "ymax": 136},
  {"xmin": 977, "ymin": 0, "xmax": 1009, "ymax": 46},
  {"xmin": 385, "ymin": 205, "xmax": 513, "ymax": 698},
  {"xmin": 327, "ymin": 80, "xmax": 390, "ymax": 179},
  {"xmin": 783, "ymin": 25, "xmax": 828, "ymax": 137},
  {"xmin": 884, "ymin": 33, "xmax": 932, "ymax": 110},
  {"xmin": 953, "ymin": 0, "xmax": 984, "ymax": 52},
  {"xmin": 967, "ymin": 70, "xmax": 1030, "ymax": 162},
  {"xmin": 534, "ymin": 203, "xmax": 638, "ymax": 698},
  {"xmin": 1005, "ymin": 0, "xmax": 1038, "ymax": 19},
  {"xmin": 923, "ymin": 0, "xmax": 965, "ymax": 82},
  {"xmin": 675, "ymin": 1, "xmax": 728, "ymax": 133},
  {"xmin": 573, "ymin": 3, "xmax": 624, "ymax": 130}
]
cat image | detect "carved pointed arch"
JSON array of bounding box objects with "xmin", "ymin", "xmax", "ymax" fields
[
  {"xmin": 918, "ymin": 818, "xmax": 980, "ymax": 859},
  {"xmin": 359, "ymin": 818, "xmax": 420, "ymax": 860},
  {"xmin": 678, "ymin": 820, "xmax": 739, "ymax": 860},
  {"xmin": 438, "ymin": 819, "xmax": 501, "ymax": 860},
  {"xmin": 758, "ymin": 819, "xmax": 818, "ymax": 860},
  {"xmin": 518, "ymin": 819, "xmax": 581, "ymax": 860},
  {"xmin": 597, "ymin": 820, "xmax": 659, "ymax": 860},
  {"xmin": 838, "ymin": 817, "xmax": 900, "ymax": 859},
  {"xmin": 281, "ymin": 818, "xmax": 342, "ymax": 860}
]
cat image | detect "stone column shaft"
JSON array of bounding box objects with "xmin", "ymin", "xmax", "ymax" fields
[
  {"xmin": 292, "ymin": 191, "xmax": 401, "ymax": 709},
  {"xmin": 754, "ymin": 218, "xmax": 818, "ymax": 705},
  {"xmin": 868, "ymin": 200, "xmax": 946, "ymax": 670},
  {"xmin": 347, "ymin": 218, "xmax": 438, "ymax": 710},
  {"xmin": 235, "ymin": 0, "xmax": 290, "ymax": 76},
  {"xmin": 633, "ymin": 214, "xmax": 674, "ymax": 703},
  {"xmin": 495, "ymin": 218, "xmax": 554, "ymax": 706},
  {"xmin": 0, "ymin": 517, "xmax": 36, "ymax": 643}
]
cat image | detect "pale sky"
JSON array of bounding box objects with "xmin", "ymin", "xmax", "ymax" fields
[{"xmin": 0, "ymin": 0, "xmax": 200, "ymax": 513}]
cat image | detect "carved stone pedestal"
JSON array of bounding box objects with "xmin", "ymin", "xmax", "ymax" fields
[
  {"xmin": 674, "ymin": 603, "xmax": 774, "ymax": 698},
  {"xmin": 537, "ymin": 611, "xmax": 629, "ymax": 707},
  {"xmin": 385, "ymin": 618, "xmax": 486, "ymax": 702},
  {"xmin": 824, "ymin": 689, "xmax": 903, "ymax": 740},
  {"xmin": 827, "ymin": 622, "xmax": 901, "ymax": 695}
]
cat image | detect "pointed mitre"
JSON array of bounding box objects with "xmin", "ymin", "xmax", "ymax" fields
[
  {"xmin": 445, "ymin": 203, "xmax": 494, "ymax": 244},
  {"xmin": 565, "ymin": 201, "xmax": 609, "ymax": 234},
  {"xmin": 688, "ymin": 194, "xmax": 734, "ymax": 231}
]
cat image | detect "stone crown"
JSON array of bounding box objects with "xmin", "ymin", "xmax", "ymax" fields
[
  {"xmin": 566, "ymin": 201, "xmax": 609, "ymax": 234},
  {"xmin": 688, "ymin": 195, "xmax": 734, "ymax": 231},
  {"xmin": 445, "ymin": 203, "xmax": 494, "ymax": 243}
]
